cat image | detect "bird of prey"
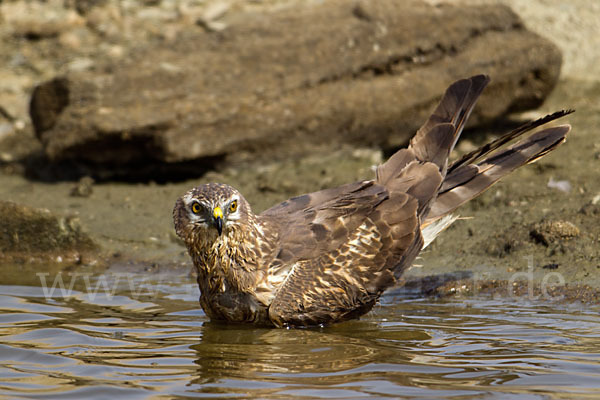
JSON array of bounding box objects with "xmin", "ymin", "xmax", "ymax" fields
[{"xmin": 173, "ymin": 75, "xmax": 571, "ymax": 328}]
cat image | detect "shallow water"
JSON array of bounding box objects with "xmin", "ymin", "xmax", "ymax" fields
[{"xmin": 1, "ymin": 271, "xmax": 599, "ymax": 399}]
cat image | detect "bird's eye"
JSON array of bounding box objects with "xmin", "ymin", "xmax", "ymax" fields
[
  {"xmin": 191, "ymin": 202, "xmax": 202, "ymax": 214},
  {"xmin": 229, "ymin": 200, "xmax": 238, "ymax": 213}
]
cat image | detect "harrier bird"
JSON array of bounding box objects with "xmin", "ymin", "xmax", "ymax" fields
[{"xmin": 174, "ymin": 75, "xmax": 571, "ymax": 327}]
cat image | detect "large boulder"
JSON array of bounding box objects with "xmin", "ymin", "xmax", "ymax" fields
[{"xmin": 30, "ymin": 0, "xmax": 562, "ymax": 172}]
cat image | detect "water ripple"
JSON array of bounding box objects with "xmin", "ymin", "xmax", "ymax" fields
[{"xmin": 0, "ymin": 280, "xmax": 599, "ymax": 399}]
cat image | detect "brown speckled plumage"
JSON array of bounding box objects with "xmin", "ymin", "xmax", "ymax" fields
[{"xmin": 173, "ymin": 75, "xmax": 572, "ymax": 327}]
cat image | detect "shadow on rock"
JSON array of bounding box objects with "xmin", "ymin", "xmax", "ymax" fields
[{"xmin": 19, "ymin": 150, "xmax": 226, "ymax": 183}]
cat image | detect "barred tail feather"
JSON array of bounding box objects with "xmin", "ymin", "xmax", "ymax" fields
[
  {"xmin": 377, "ymin": 75, "xmax": 490, "ymax": 186},
  {"xmin": 426, "ymin": 124, "xmax": 571, "ymax": 223}
]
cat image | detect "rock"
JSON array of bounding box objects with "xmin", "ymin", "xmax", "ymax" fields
[
  {"xmin": 2, "ymin": 1, "xmax": 84, "ymax": 39},
  {"xmin": 579, "ymin": 203, "xmax": 600, "ymax": 216},
  {"xmin": 0, "ymin": 201, "xmax": 97, "ymax": 261},
  {"xmin": 70, "ymin": 176, "xmax": 95, "ymax": 197},
  {"xmin": 70, "ymin": 0, "xmax": 109, "ymax": 16},
  {"xmin": 0, "ymin": 71, "xmax": 35, "ymax": 125},
  {"xmin": 530, "ymin": 220, "xmax": 580, "ymax": 246},
  {"xmin": 30, "ymin": 0, "xmax": 563, "ymax": 176},
  {"xmin": 547, "ymin": 177, "xmax": 572, "ymax": 193},
  {"xmin": 197, "ymin": 1, "xmax": 231, "ymax": 31}
]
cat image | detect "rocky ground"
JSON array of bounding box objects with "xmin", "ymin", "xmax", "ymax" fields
[{"xmin": 0, "ymin": 0, "xmax": 598, "ymax": 301}]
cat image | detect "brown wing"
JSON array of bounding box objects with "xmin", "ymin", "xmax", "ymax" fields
[
  {"xmin": 264, "ymin": 163, "xmax": 451, "ymax": 327},
  {"xmin": 266, "ymin": 187, "xmax": 421, "ymax": 327},
  {"xmin": 261, "ymin": 181, "xmax": 392, "ymax": 272}
]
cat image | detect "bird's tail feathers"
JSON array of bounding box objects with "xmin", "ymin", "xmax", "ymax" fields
[
  {"xmin": 425, "ymin": 122, "xmax": 571, "ymax": 224},
  {"xmin": 376, "ymin": 75, "xmax": 490, "ymax": 187},
  {"xmin": 447, "ymin": 109, "xmax": 574, "ymax": 174},
  {"xmin": 409, "ymin": 74, "xmax": 490, "ymax": 173},
  {"xmin": 377, "ymin": 76, "xmax": 571, "ymax": 228},
  {"xmin": 376, "ymin": 75, "xmax": 492, "ymax": 218},
  {"xmin": 421, "ymin": 213, "xmax": 459, "ymax": 249}
]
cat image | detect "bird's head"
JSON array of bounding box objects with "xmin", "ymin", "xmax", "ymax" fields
[{"xmin": 173, "ymin": 183, "xmax": 252, "ymax": 249}]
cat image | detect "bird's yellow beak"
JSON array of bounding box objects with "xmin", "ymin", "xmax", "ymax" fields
[{"xmin": 213, "ymin": 206, "xmax": 223, "ymax": 235}]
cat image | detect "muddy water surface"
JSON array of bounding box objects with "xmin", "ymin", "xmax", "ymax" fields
[{"xmin": 1, "ymin": 270, "xmax": 599, "ymax": 399}]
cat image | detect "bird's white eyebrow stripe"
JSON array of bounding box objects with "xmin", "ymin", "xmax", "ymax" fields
[
  {"xmin": 197, "ymin": 200, "xmax": 211, "ymax": 208},
  {"xmin": 184, "ymin": 194, "xmax": 209, "ymax": 207}
]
